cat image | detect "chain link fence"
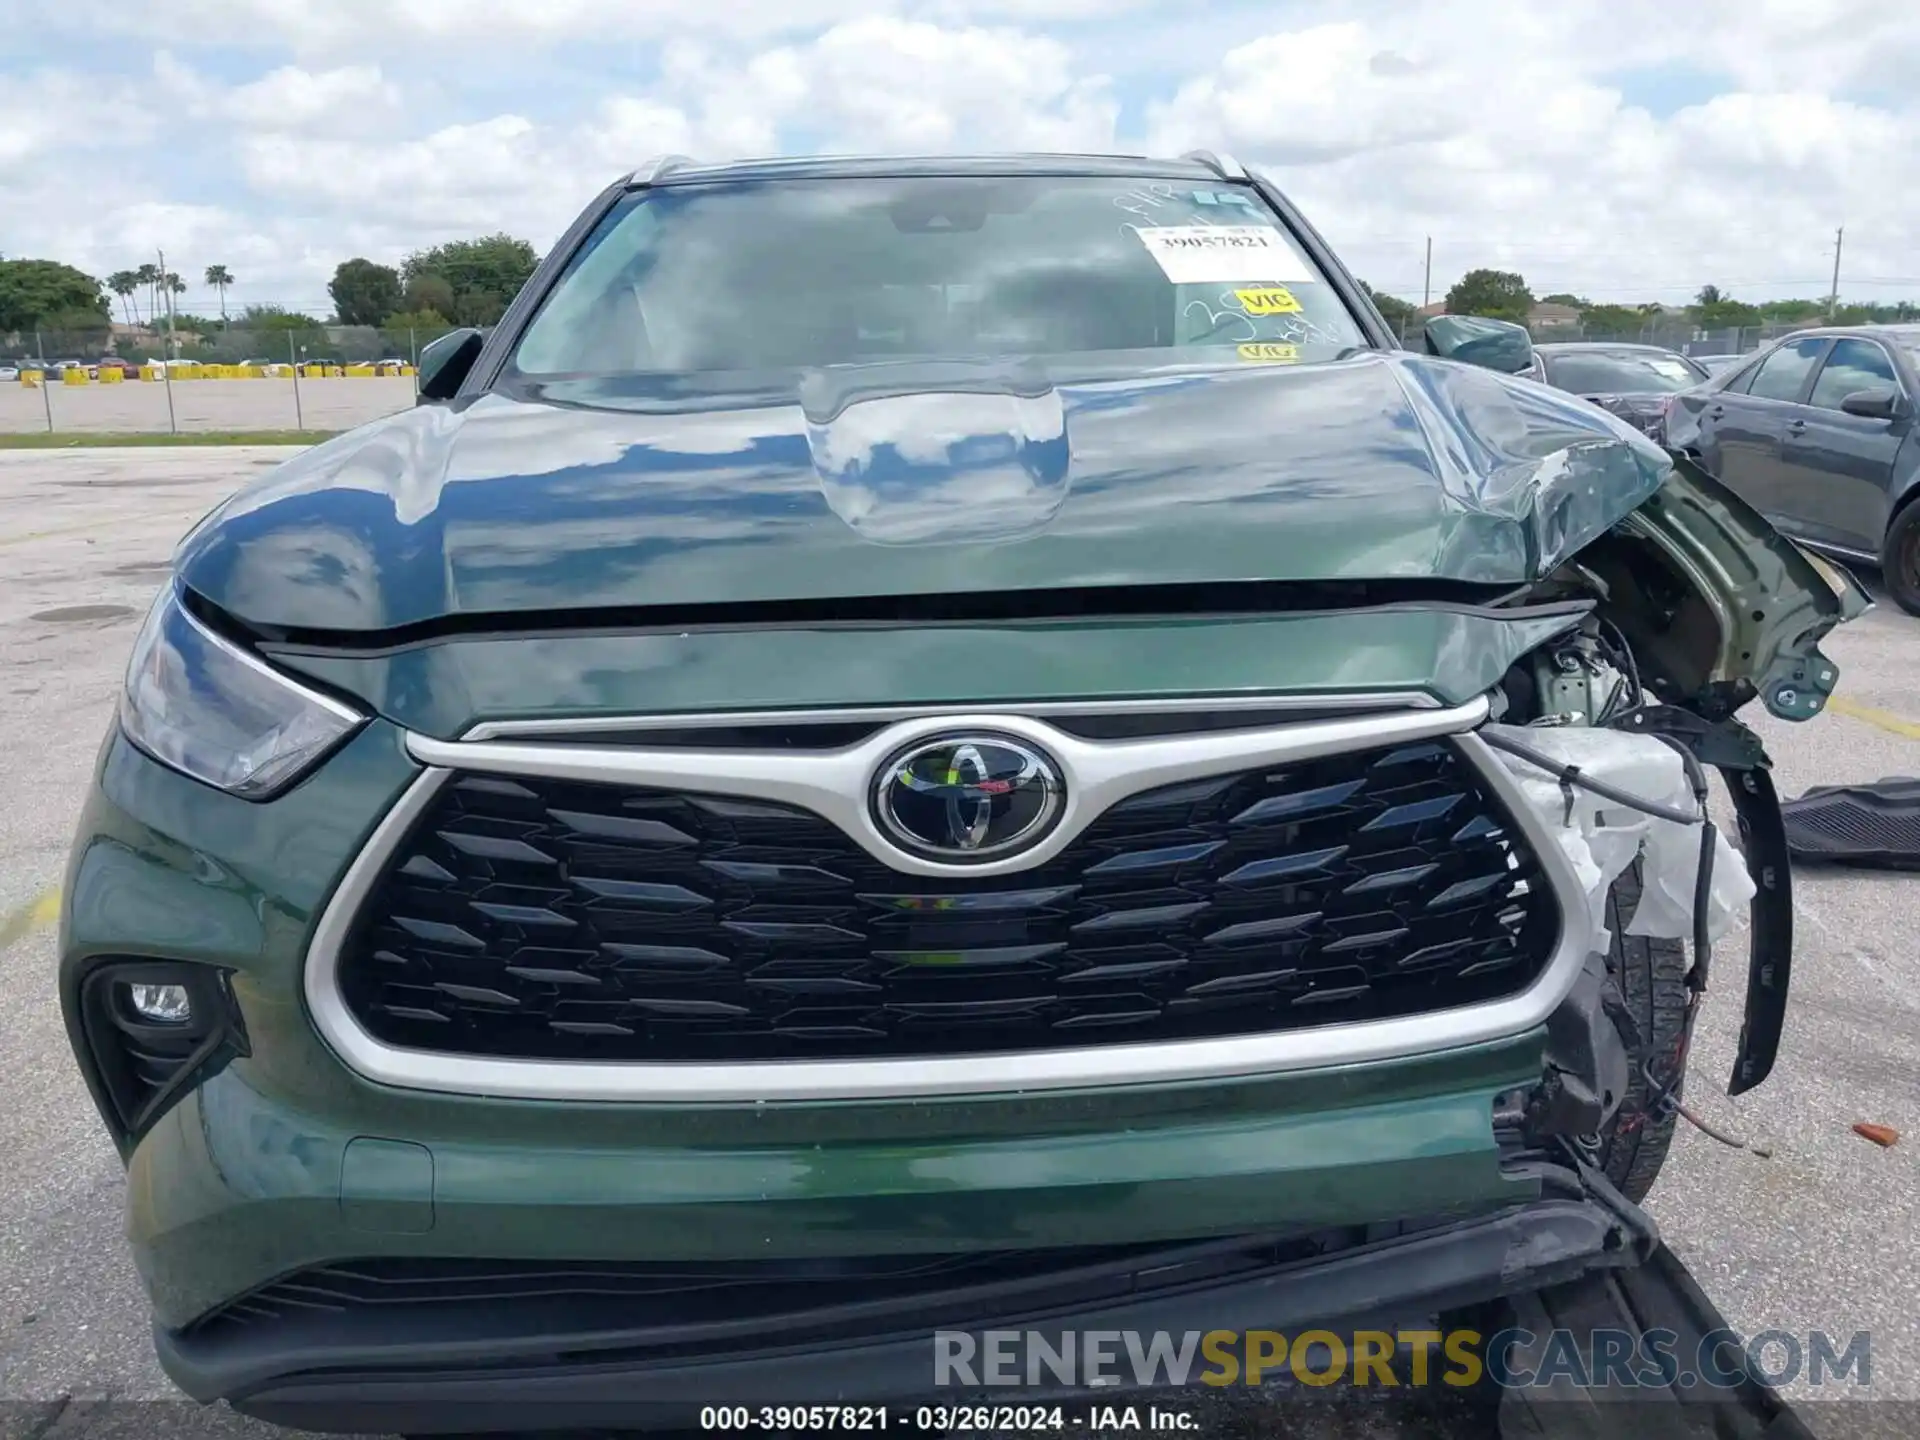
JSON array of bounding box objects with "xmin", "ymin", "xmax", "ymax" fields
[
  {"xmin": 2, "ymin": 316, "xmax": 1833, "ymax": 437},
  {"xmin": 3, "ymin": 326, "xmax": 466, "ymax": 436},
  {"xmin": 1390, "ymin": 317, "xmax": 1818, "ymax": 359}
]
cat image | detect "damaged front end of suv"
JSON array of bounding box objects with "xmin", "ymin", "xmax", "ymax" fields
[
  {"xmin": 1477, "ymin": 449, "xmax": 1865, "ymax": 1177},
  {"xmin": 1411, "ymin": 309, "xmax": 1868, "ymax": 1180},
  {"xmin": 59, "ymin": 157, "xmax": 1869, "ymax": 1427}
]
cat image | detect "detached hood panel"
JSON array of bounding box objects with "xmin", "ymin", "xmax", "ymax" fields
[{"xmin": 174, "ymin": 352, "xmax": 1671, "ymax": 635}]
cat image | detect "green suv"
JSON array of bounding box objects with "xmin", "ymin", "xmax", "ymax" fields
[{"xmin": 60, "ymin": 151, "xmax": 1863, "ymax": 1432}]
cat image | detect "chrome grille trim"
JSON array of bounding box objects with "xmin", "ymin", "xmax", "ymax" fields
[
  {"xmin": 304, "ymin": 705, "xmax": 1592, "ymax": 1102},
  {"xmin": 414, "ymin": 700, "xmax": 1490, "ymax": 880},
  {"xmin": 457, "ymin": 690, "xmax": 1442, "ymax": 742}
]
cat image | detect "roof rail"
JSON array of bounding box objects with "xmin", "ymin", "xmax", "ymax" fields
[
  {"xmin": 1181, "ymin": 149, "xmax": 1247, "ymax": 180},
  {"xmin": 628, "ymin": 155, "xmax": 697, "ymax": 185}
]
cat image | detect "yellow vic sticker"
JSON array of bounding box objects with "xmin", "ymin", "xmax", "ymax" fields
[
  {"xmin": 1237, "ymin": 343, "xmax": 1300, "ymax": 363},
  {"xmin": 1234, "ymin": 286, "xmax": 1303, "ymax": 316}
]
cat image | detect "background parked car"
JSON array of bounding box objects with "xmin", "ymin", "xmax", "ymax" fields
[
  {"xmin": 1533, "ymin": 342, "xmax": 1709, "ymax": 441},
  {"xmin": 94, "ymin": 357, "xmax": 139, "ymax": 378},
  {"xmin": 1666, "ymin": 324, "xmax": 1920, "ymax": 614}
]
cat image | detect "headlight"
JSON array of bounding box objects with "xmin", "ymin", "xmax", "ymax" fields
[{"xmin": 119, "ymin": 585, "xmax": 364, "ymax": 799}]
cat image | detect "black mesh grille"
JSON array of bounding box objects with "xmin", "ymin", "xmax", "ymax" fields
[
  {"xmin": 337, "ymin": 738, "xmax": 1558, "ymax": 1061},
  {"xmin": 187, "ymin": 1231, "xmax": 1398, "ymax": 1352}
]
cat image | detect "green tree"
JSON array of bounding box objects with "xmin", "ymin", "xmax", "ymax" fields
[
  {"xmin": 107, "ymin": 270, "xmax": 140, "ymax": 327},
  {"xmin": 204, "ymin": 265, "xmax": 234, "ymax": 323},
  {"xmin": 403, "ymin": 272, "xmax": 456, "ymax": 321},
  {"xmin": 1541, "ymin": 292, "xmax": 1590, "ymax": 307},
  {"xmin": 1445, "ymin": 268, "xmax": 1533, "ymax": 322},
  {"xmin": 1691, "ymin": 286, "xmax": 1762, "ymax": 329},
  {"xmin": 402, "ymin": 233, "xmax": 537, "ymax": 326},
  {"xmin": 451, "ymin": 288, "xmax": 506, "ymax": 326},
  {"xmin": 1578, "ymin": 303, "xmax": 1645, "ymax": 336},
  {"xmin": 134, "ymin": 262, "xmax": 160, "ymax": 326},
  {"xmin": 240, "ymin": 303, "xmax": 325, "ymax": 332},
  {"xmin": 329, "ymin": 258, "xmax": 404, "ymax": 327},
  {"xmin": 0, "ymin": 258, "xmax": 112, "ymax": 333},
  {"xmin": 1758, "ymin": 298, "xmax": 1824, "ymax": 323},
  {"xmin": 1355, "ymin": 279, "xmax": 1417, "ymax": 331},
  {"xmin": 380, "ymin": 308, "xmax": 453, "ymax": 356}
]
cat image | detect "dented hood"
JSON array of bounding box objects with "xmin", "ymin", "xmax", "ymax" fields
[{"xmin": 175, "ymin": 351, "xmax": 1673, "ymax": 636}]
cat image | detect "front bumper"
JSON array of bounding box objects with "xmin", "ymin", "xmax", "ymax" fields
[
  {"xmin": 165, "ymin": 1178, "xmax": 1651, "ymax": 1435},
  {"xmin": 68, "ymin": 716, "xmax": 1574, "ymax": 1411}
]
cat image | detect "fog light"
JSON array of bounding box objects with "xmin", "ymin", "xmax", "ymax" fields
[{"xmin": 127, "ymin": 982, "xmax": 193, "ymax": 1024}]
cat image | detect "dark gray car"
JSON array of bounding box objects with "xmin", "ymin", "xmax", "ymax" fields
[
  {"xmin": 1666, "ymin": 325, "xmax": 1920, "ymax": 615},
  {"xmin": 1534, "ymin": 342, "xmax": 1708, "ymax": 441}
]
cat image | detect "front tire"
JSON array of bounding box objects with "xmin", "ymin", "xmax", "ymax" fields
[
  {"xmin": 1594, "ymin": 861, "xmax": 1691, "ymax": 1202},
  {"xmin": 1881, "ymin": 499, "xmax": 1920, "ymax": 617}
]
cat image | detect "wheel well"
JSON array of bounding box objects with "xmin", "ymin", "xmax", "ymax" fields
[{"xmin": 1891, "ymin": 486, "xmax": 1920, "ymax": 532}]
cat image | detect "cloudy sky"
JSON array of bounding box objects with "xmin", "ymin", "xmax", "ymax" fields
[{"xmin": 4, "ymin": 0, "xmax": 1916, "ymax": 318}]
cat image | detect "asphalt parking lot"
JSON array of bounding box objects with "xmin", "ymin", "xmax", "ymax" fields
[
  {"xmin": 1, "ymin": 447, "xmax": 1916, "ymax": 1439},
  {"xmin": 0, "ymin": 378, "xmax": 416, "ymax": 435}
]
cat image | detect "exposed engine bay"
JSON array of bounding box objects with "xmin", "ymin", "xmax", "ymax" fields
[{"xmin": 1479, "ymin": 454, "xmax": 1869, "ymax": 1172}]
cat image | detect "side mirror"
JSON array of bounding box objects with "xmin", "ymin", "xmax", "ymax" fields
[
  {"xmin": 416, "ymin": 327, "xmax": 485, "ymax": 403},
  {"xmin": 1423, "ymin": 315, "xmax": 1536, "ymax": 375},
  {"xmin": 1839, "ymin": 388, "xmax": 1903, "ymax": 421}
]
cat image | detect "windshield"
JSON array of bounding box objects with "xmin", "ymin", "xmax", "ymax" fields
[
  {"xmin": 1543, "ymin": 351, "xmax": 1704, "ymax": 395},
  {"xmin": 509, "ymin": 176, "xmax": 1366, "ymax": 378}
]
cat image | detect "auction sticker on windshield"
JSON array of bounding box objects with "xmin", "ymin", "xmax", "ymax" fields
[
  {"xmin": 1133, "ymin": 225, "xmax": 1313, "ymax": 284},
  {"xmin": 1233, "ymin": 286, "xmax": 1303, "ymax": 316}
]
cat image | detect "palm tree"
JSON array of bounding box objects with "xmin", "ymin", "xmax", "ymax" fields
[
  {"xmin": 204, "ymin": 265, "xmax": 233, "ymax": 324},
  {"xmin": 107, "ymin": 271, "xmax": 140, "ymax": 327},
  {"xmin": 134, "ymin": 263, "xmax": 160, "ymax": 328},
  {"xmin": 162, "ymin": 274, "xmax": 186, "ymax": 333}
]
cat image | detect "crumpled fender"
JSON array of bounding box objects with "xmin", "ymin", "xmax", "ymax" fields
[
  {"xmin": 1617, "ymin": 454, "xmax": 1871, "ymax": 721},
  {"xmin": 1590, "ymin": 455, "xmax": 1870, "ymax": 1097}
]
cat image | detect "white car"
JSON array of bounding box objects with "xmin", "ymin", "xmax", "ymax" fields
[{"xmin": 0, "ymin": 365, "xmax": 19, "ymax": 382}]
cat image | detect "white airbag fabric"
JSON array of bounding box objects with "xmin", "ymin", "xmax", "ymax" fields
[{"xmin": 1484, "ymin": 724, "xmax": 1756, "ymax": 947}]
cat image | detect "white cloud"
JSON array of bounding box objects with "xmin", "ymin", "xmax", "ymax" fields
[
  {"xmin": 4, "ymin": 0, "xmax": 1917, "ymax": 317},
  {"xmin": 155, "ymin": 54, "xmax": 401, "ymax": 133},
  {"xmin": 34, "ymin": 0, "xmax": 1162, "ymax": 56},
  {"xmin": 219, "ymin": 17, "xmax": 1117, "ymax": 276},
  {"xmin": 1147, "ymin": 4, "xmax": 1920, "ymax": 304},
  {"xmin": 0, "ymin": 70, "xmax": 155, "ymax": 177}
]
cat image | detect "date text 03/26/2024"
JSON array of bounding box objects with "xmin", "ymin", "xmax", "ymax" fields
[{"xmin": 698, "ymin": 1407, "xmax": 1196, "ymax": 1432}]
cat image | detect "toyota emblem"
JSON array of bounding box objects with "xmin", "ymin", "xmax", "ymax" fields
[{"xmin": 871, "ymin": 735, "xmax": 1064, "ymax": 863}]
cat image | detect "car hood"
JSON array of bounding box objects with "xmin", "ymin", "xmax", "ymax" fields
[{"xmin": 175, "ymin": 351, "xmax": 1669, "ymax": 636}]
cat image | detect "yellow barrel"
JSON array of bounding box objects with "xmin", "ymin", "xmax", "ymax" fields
[
  {"xmin": 63, "ymin": 366, "xmax": 89, "ymax": 385},
  {"xmin": 99, "ymin": 366, "xmax": 124, "ymax": 384}
]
